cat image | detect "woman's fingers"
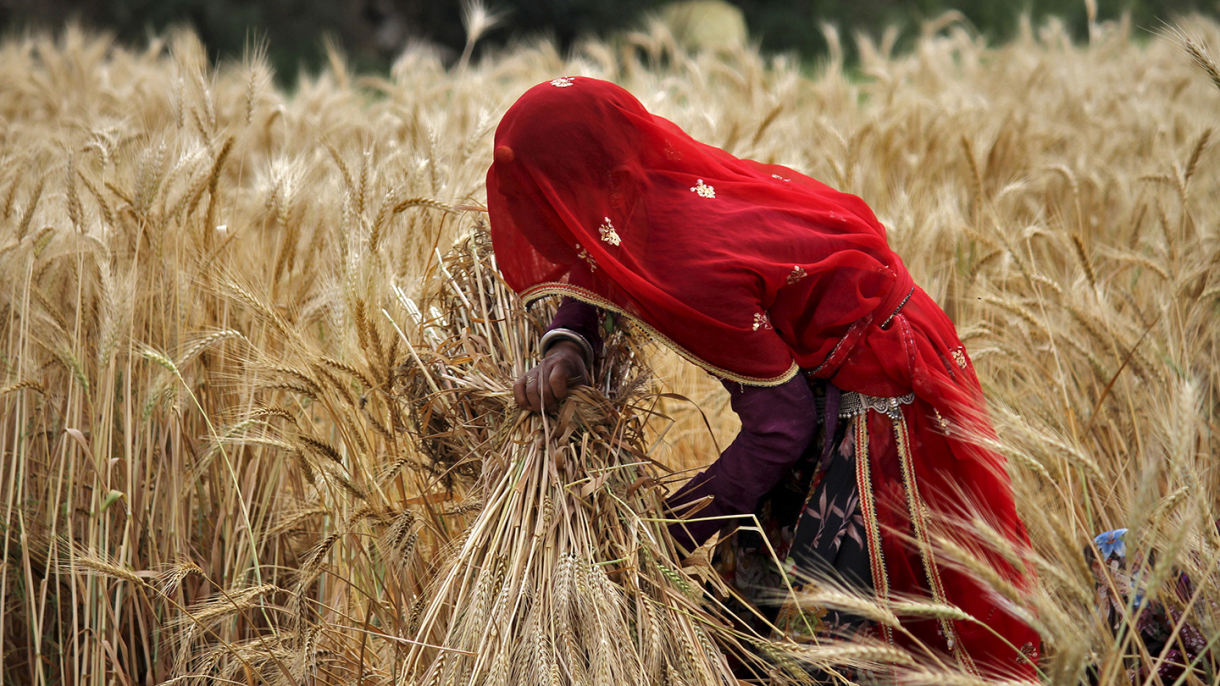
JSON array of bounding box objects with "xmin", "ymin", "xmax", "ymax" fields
[
  {"xmin": 547, "ymin": 363, "xmax": 570, "ymax": 406},
  {"xmin": 513, "ymin": 352, "xmax": 587, "ymax": 413},
  {"xmin": 527, "ymin": 370, "xmax": 549, "ymax": 412},
  {"xmin": 512, "ymin": 373, "xmax": 531, "ymax": 409},
  {"xmin": 517, "ymin": 364, "xmax": 555, "ymax": 412},
  {"xmin": 514, "ymin": 368, "xmax": 546, "ymax": 411}
]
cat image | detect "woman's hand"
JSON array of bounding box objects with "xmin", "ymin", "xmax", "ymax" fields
[{"xmin": 513, "ymin": 340, "xmax": 589, "ymax": 412}]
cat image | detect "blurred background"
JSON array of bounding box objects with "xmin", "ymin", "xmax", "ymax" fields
[{"xmin": 1, "ymin": 0, "xmax": 1218, "ymax": 82}]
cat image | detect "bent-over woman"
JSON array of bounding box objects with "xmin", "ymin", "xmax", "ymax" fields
[{"xmin": 487, "ymin": 76, "xmax": 1040, "ymax": 679}]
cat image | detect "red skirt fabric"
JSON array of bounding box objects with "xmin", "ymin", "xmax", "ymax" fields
[
  {"xmin": 714, "ymin": 394, "xmax": 1040, "ymax": 680},
  {"xmin": 864, "ymin": 402, "xmax": 1040, "ymax": 678},
  {"xmin": 827, "ymin": 286, "xmax": 1041, "ymax": 679}
]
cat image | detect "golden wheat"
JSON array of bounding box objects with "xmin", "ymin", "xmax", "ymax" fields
[{"xmin": 1, "ymin": 10, "xmax": 1219, "ymax": 685}]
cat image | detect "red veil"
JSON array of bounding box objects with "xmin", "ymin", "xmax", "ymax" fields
[{"xmin": 488, "ymin": 77, "xmax": 1040, "ymax": 678}]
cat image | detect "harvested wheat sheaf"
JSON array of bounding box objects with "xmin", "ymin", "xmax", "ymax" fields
[{"xmin": 388, "ymin": 233, "xmax": 759, "ymax": 685}]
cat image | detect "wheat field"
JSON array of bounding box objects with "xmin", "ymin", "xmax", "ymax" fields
[{"xmin": 1, "ymin": 10, "xmax": 1218, "ymax": 685}]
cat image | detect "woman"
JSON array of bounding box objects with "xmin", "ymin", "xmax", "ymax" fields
[{"xmin": 488, "ymin": 76, "xmax": 1040, "ymax": 679}]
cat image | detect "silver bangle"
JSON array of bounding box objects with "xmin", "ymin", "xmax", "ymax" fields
[{"xmin": 540, "ymin": 328, "xmax": 595, "ymax": 368}]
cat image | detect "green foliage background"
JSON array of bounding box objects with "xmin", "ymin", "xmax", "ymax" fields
[
  {"xmin": 2, "ymin": 0, "xmax": 1218, "ymax": 81},
  {"xmin": 743, "ymin": 0, "xmax": 1218, "ymax": 56}
]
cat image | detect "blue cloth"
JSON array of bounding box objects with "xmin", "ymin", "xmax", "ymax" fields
[{"xmin": 1093, "ymin": 528, "xmax": 1128, "ymax": 560}]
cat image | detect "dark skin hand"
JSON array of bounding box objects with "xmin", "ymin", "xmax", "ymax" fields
[{"xmin": 513, "ymin": 340, "xmax": 589, "ymax": 412}]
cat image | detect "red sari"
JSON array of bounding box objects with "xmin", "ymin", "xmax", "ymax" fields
[{"xmin": 488, "ymin": 77, "xmax": 1040, "ymax": 679}]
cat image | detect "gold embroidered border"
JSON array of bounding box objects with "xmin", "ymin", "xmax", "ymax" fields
[
  {"xmin": 892, "ymin": 414, "xmax": 980, "ymax": 676},
  {"xmin": 853, "ymin": 414, "xmax": 893, "ymax": 646},
  {"xmin": 520, "ymin": 283, "xmax": 801, "ymax": 387}
]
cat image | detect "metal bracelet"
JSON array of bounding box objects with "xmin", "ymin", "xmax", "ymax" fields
[{"xmin": 539, "ymin": 328, "xmax": 595, "ymax": 368}]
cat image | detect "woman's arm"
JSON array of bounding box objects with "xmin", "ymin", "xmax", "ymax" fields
[
  {"xmin": 545, "ymin": 298, "xmax": 603, "ymax": 359},
  {"xmin": 667, "ymin": 375, "xmax": 816, "ymax": 553},
  {"xmin": 522, "ymin": 300, "xmax": 817, "ymax": 555}
]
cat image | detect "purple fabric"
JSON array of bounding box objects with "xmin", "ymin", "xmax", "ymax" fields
[
  {"xmin": 666, "ymin": 375, "xmax": 816, "ymax": 552},
  {"xmin": 545, "ymin": 297, "xmax": 604, "ymax": 357},
  {"xmin": 819, "ymin": 384, "xmax": 841, "ymax": 472}
]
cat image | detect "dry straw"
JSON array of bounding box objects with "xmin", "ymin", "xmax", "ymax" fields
[{"xmin": 387, "ymin": 234, "xmax": 771, "ymax": 685}]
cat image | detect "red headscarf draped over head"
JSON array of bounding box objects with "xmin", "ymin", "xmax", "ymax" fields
[{"xmin": 487, "ymin": 77, "xmax": 915, "ymax": 388}]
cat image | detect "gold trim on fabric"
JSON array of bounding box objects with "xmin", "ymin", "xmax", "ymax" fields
[
  {"xmin": 520, "ymin": 283, "xmax": 801, "ymax": 387},
  {"xmin": 893, "ymin": 414, "xmax": 981, "ymax": 676},
  {"xmin": 853, "ymin": 415, "xmax": 893, "ymax": 646}
]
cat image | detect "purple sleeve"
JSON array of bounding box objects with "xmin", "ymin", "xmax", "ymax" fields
[
  {"xmin": 666, "ymin": 374, "xmax": 816, "ymax": 552},
  {"xmin": 546, "ymin": 297, "xmax": 603, "ymax": 357}
]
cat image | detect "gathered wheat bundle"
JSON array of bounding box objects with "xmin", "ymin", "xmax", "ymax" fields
[{"xmin": 390, "ymin": 231, "xmax": 788, "ymax": 685}]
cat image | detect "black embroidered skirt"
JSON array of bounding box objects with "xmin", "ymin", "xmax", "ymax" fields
[{"xmin": 712, "ymin": 405, "xmax": 875, "ymax": 641}]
